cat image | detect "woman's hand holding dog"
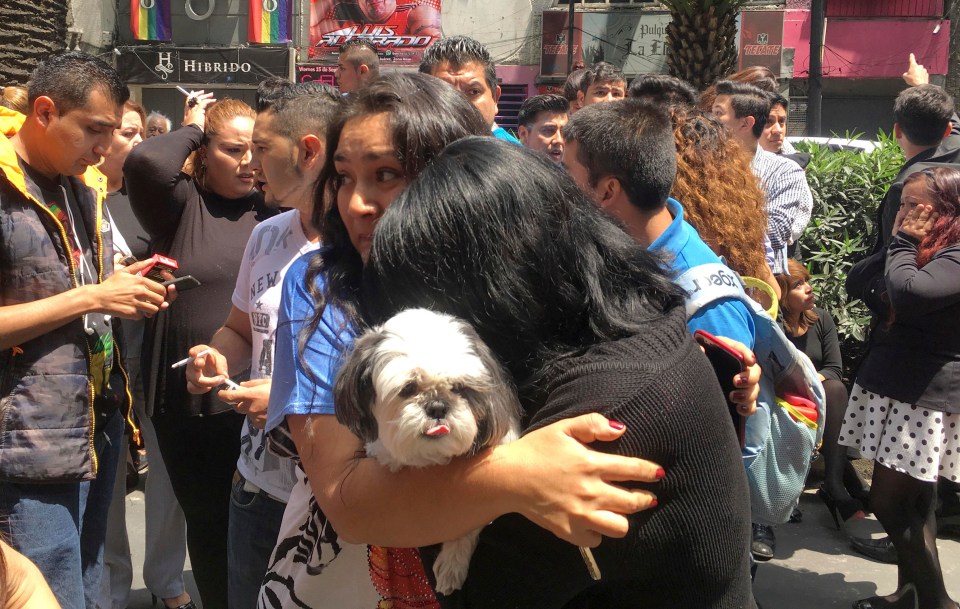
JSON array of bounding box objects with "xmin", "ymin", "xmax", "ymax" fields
[{"xmin": 503, "ymin": 413, "xmax": 664, "ymax": 548}]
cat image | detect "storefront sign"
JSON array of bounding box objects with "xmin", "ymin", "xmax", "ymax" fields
[
  {"xmin": 541, "ymin": 10, "xmax": 671, "ymax": 77},
  {"xmin": 739, "ymin": 10, "xmax": 784, "ymax": 74},
  {"xmin": 296, "ymin": 63, "xmax": 337, "ymax": 85},
  {"xmin": 117, "ymin": 47, "xmax": 289, "ymax": 84},
  {"xmin": 308, "ymin": 0, "xmax": 442, "ymax": 64}
]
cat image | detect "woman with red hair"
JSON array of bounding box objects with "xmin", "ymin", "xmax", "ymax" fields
[{"xmin": 839, "ymin": 166, "xmax": 960, "ymax": 609}]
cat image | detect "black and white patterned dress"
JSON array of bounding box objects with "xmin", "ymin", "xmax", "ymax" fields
[{"xmin": 838, "ymin": 384, "xmax": 960, "ymax": 483}]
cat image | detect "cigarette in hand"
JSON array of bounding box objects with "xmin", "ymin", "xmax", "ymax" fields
[
  {"xmin": 579, "ymin": 546, "xmax": 601, "ymax": 581},
  {"xmin": 171, "ymin": 348, "xmax": 210, "ymax": 369},
  {"xmin": 176, "ymin": 85, "xmax": 198, "ymax": 107}
]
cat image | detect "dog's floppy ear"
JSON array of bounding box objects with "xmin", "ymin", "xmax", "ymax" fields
[
  {"xmin": 334, "ymin": 328, "xmax": 387, "ymax": 443},
  {"xmin": 458, "ymin": 322, "xmax": 522, "ymax": 452}
]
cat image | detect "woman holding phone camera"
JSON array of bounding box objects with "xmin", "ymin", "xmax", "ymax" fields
[
  {"xmin": 124, "ymin": 92, "xmax": 271, "ymax": 609},
  {"xmin": 839, "ymin": 167, "xmax": 960, "ymax": 609}
]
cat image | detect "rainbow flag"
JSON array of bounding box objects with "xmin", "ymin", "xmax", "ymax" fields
[
  {"xmin": 249, "ymin": 0, "xmax": 292, "ymax": 44},
  {"xmin": 130, "ymin": 0, "xmax": 172, "ymax": 41}
]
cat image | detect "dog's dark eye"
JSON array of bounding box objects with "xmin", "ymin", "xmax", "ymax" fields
[
  {"xmin": 451, "ymin": 382, "xmax": 466, "ymax": 395},
  {"xmin": 398, "ymin": 381, "xmax": 418, "ymax": 399}
]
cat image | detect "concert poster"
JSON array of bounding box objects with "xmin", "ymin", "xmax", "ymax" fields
[{"xmin": 308, "ymin": 0, "xmax": 442, "ymax": 64}]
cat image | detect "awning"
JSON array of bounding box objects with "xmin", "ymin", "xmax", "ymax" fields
[{"xmin": 784, "ymin": 10, "xmax": 949, "ymax": 78}]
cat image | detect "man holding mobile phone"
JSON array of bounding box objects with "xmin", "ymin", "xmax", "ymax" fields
[
  {"xmin": 0, "ymin": 53, "xmax": 174, "ymax": 609},
  {"xmin": 183, "ymin": 82, "xmax": 357, "ymax": 609}
]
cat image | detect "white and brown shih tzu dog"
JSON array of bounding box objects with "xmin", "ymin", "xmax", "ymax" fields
[{"xmin": 334, "ymin": 307, "xmax": 522, "ymax": 595}]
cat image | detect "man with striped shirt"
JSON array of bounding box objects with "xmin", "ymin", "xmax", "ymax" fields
[{"xmin": 711, "ymin": 80, "xmax": 813, "ymax": 274}]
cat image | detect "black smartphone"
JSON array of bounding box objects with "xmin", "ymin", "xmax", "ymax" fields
[
  {"xmin": 693, "ymin": 330, "xmax": 747, "ymax": 448},
  {"xmin": 161, "ymin": 275, "xmax": 202, "ymax": 292}
]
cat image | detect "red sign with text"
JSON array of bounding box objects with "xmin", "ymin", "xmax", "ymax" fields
[{"xmin": 739, "ymin": 10, "xmax": 784, "ymax": 75}]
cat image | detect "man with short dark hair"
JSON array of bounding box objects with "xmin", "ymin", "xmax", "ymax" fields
[
  {"xmin": 336, "ymin": 39, "xmax": 380, "ymax": 93},
  {"xmin": 517, "ymin": 94, "xmax": 568, "ymax": 164},
  {"xmin": 760, "ymin": 93, "xmax": 790, "ymax": 155},
  {"xmin": 563, "ymin": 68, "xmax": 587, "ymax": 116},
  {"xmin": 712, "ymin": 80, "xmax": 813, "ymax": 273},
  {"xmin": 877, "ymin": 84, "xmax": 959, "ymax": 233},
  {"xmin": 420, "ymin": 35, "xmax": 519, "ymax": 143},
  {"xmin": 577, "ymin": 61, "xmax": 626, "ymax": 107},
  {"xmin": 629, "ymin": 74, "xmax": 699, "ymax": 108},
  {"xmin": 0, "ymin": 52, "xmax": 171, "ymax": 609},
  {"xmin": 562, "ymin": 99, "xmax": 755, "ymax": 348}
]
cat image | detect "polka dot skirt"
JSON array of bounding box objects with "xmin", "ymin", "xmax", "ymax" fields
[{"xmin": 838, "ymin": 383, "xmax": 960, "ymax": 483}]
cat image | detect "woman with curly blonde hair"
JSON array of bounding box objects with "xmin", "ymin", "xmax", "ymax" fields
[{"xmin": 670, "ymin": 109, "xmax": 780, "ymax": 296}]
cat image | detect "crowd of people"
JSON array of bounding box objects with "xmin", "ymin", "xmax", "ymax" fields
[{"xmin": 0, "ymin": 33, "xmax": 957, "ymax": 609}]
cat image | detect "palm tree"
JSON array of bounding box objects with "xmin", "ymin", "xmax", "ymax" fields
[
  {"xmin": 660, "ymin": 0, "xmax": 749, "ymax": 90},
  {"xmin": 0, "ymin": 0, "xmax": 69, "ymax": 85}
]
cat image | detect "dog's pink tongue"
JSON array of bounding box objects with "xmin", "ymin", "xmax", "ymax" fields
[{"xmin": 425, "ymin": 423, "xmax": 450, "ymax": 437}]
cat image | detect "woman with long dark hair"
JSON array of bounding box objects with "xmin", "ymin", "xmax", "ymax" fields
[
  {"xmin": 125, "ymin": 93, "xmax": 271, "ymax": 609},
  {"xmin": 838, "ymin": 166, "xmax": 960, "ymax": 609},
  {"xmin": 261, "ymin": 73, "xmax": 691, "ymax": 608},
  {"xmin": 361, "ymin": 136, "xmax": 753, "ymax": 608}
]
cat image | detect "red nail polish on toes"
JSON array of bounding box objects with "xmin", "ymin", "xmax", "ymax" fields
[
  {"xmin": 655, "ymin": 467, "xmax": 666, "ymax": 480},
  {"xmin": 609, "ymin": 420, "xmax": 625, "ymax": 430}
]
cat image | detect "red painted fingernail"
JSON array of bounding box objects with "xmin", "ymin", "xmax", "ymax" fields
[
  {"xmin": 609, "ymin": 420, "xmax": 625, "ymax": 430},
  {"xmin": 655, "ymin": 467, "xmax": 666, "ymax": 480},
  {"xmin": 649, "ymin": 498, "xmax": 659, "ymax": 508}
]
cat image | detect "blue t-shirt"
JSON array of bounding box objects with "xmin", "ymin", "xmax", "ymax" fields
[
  {"xmin": 492, "ymin": 124, "xmax": 520, "ymax": 144},
  {"xmin": 264, "ymin": 252, "xmax": 355, "ymax": 433},
  {"xmin": 650, "ymin": 199, "xmax": 756, "ymax": 349}
]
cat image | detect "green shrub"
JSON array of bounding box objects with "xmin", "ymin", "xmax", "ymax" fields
[{"xmin": 794, "ymin": 132, "xmax": 904, "ymax": 381}]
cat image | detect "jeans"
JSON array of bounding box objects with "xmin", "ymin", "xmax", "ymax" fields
[
  {"xmin": 0, "ymin": 409, "xmax": 123, "ymax": 609},
  {"xmin": 227, "ymin": 473, "xmax": 287, "ymax": 609},
  {"xmin": 81, "ymin": 409, "xmax": 125, "ymax": 609}
]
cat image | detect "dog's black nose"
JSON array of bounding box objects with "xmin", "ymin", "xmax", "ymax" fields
[{"xmin": 425, "ymin": 400, "xmax": 449, "ymax": 420}]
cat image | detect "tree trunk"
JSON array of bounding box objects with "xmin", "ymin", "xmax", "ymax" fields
[
  {"xmin": 0, "ymin": 0, "xmax": 69, "ymax": 85},
  {"xmin": 662, "ymin": 1, "xmax": 746, "ymax": 91}
]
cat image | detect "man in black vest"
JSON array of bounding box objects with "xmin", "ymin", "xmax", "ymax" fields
[{"xmin": 0, "ymin": 52, "xmax": 169, "ymax": 609}]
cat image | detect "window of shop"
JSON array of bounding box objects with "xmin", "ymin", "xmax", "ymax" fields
[{"xmin": 495, "ymin": 84, "xmax": 529, "ymax": 133}]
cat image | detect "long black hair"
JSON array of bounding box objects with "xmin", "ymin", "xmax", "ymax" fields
[
  {"xmin": 363, "ymin": 136, "xmax": 685, "ymax": 386},
  {"xmin": 299, "ymin": 72, "xmax": 488, "ymax": 355}
]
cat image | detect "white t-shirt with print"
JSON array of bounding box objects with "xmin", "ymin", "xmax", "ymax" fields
[{"xmin": 232, "ymin": 209, "xmax": 321, "ymax": 501}]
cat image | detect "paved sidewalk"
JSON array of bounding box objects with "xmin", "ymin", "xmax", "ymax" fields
[
  {"xmin": 120, "ymin": 478, "xmax": 960, "ymax": 608},
  {"xmin": 754, "ymin": 489, "xmax": 960, "ymax": 609}
]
